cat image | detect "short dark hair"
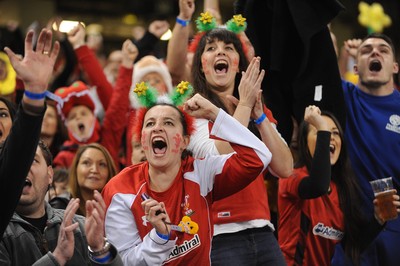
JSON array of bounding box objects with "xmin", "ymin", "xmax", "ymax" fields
[
  {"xmin": 38, "ymin": 139, "xmax": 52, "ymax": 166},
  {"xmin": 362, "ymin": 33, "xmax": 396, "ymax": 59}
]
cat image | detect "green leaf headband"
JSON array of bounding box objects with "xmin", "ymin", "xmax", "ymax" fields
[
  {"xmin": 195, "ymin": 11, "xmax": 247, "ymax": 34},
  {"xmin": 133, "ymin": 80, "xmax": 194, "ymax": 108}
]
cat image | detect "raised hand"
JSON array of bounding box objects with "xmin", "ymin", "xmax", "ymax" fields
[
  {"xmin": 4, "ymin": 28, "xmax": 59, "ymax": 93},
  {"xmin": 121, "ymin": 39, "xmax": 138, "ymax": 68},
  {"xmin": 237, "ymin": 57, "xmax": 265, "ymax": 109},
  {"xmin": 179, "ymin": 0, "xmax": 195, "ymax": 21},
  {"xmin": 184, "ymin": 93, "xmax": 220, "ymax": 121},
  {"xmin": 67, "ymin": 24, "xmax": 86, "ymax": 49},
  {"xmin": 53, "ymin": 198, "xmax": 80, "ymax": 266},
  {"xmin": 344, "ymin": 39, "xmax": 362, "ymax": 59},
  {"xmin": 148, "ymin": 20, "xmax": 170, "ymax": 39},
  {"xmin": 304, "ymin": 105, "xmax": 328, "ymax": 131},
  {"xmin": 85, "ymin": 190, "xmax": 107, "ymax": 251},
  {"xmin": 251, "ymin": 90, "xmax": 264, "ymax": 120}
]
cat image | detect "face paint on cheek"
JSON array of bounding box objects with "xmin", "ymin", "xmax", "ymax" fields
[
  {"xmin": 172, "ymin": 133, "xmax": 182, "ymax": 153},
  {"xmin": 232, "ymin": 58, "xmax": 239, "ymax": 72},
  {"xmin": 201, "ymin": 58, "xmax": 210, "ymax": 75},
  {"xmin": 141, "ymin": 131, "xmax": 149, "ymax": 151}
]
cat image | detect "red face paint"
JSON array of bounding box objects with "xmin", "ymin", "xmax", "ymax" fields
[
  {"xmin": 201, "ymin": 58, "xmax": 210, "ymax": 75},
  {"xmin": 141, "ymin": 131, "xmax": 149, "ymax": 151},
  {"xmin": 232, "ymin": 58, "xmax": 239, "ymax": 72},
  {"xmin": 172, "ymin": 133, "xmax": 182, "ymax": 153}
]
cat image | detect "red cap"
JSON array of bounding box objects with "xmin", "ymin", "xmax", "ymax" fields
[{"xmin": 54, "ymin": 81, "xmax": 95, "ymax": 120}]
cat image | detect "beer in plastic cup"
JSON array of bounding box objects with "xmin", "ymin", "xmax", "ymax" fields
[{"xmin": 370, "ymin": 177, "xmax": 398, "ymax": 221}]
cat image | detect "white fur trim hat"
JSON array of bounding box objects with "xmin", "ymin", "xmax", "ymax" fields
[{"xmin": 129, "ymin": 56, "xmax": 173, "ymax": 109}]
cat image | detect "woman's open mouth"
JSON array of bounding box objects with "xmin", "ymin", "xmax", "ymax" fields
[
  {"xmin": 214, "ymin": 60, "xmax": 228, "ymax": 74},
  {"xmin": 152, "ymin": 138, "xmax": 167, "ymax": 155}
]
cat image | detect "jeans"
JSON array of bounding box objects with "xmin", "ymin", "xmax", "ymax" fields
[{"xmin": 211, "ymin": 226, "xmax": 286, "ymax": 266}]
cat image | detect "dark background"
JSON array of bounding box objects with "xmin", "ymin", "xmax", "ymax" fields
[{"xmin": 0, "ymin": 0, "xmax": 399, "ymax": 63}]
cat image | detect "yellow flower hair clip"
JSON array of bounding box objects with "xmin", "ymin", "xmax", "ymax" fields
[{"xmin": 196, "ymin": 11, "xmax": 217, "ymax": 32}]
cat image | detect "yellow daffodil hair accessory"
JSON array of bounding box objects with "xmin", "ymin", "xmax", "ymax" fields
[
  {"xmin": 133, "ymin": 81, "xmax": 158, "ymax": 107},
  {"xmin": 133, "ymin": 81, "xmax": 193, "ymax": 108},
  {"xmin": 358, "ymin": 2, "xmax": 391, "ymax": 33},
  {"xmin": 226, "ymin": 14, "xmax": 247, "ymax": 34},
  {"xmin": 194, "ymin": 12, "xmax": 247, "ymax": 35},
  {"xmin": 171, "ymin": 81, "xmax": 194, "ymax": 106},
  {"xmin": 190, "ymin": 13, "xmax": 248, "ymax": 53},
  {"xmin": 132, "ymin": 81, "xmax": 196, "ymax": 141},
  {"xmin": 196, "ymin": 11, "xmax": 217, "ymax": 32}
]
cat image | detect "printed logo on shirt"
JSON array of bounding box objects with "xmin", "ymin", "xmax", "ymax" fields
[
  {"xmin": 386, "ymin": 114, "xmax": 400, "ymax": 134},
  {"xmin": 312, "ymin": 223, "xmax": 344, "ymax": 240},
  {"xmin": 181, "ymin": 194, "xmax": 195, "ymax": 216},
  {"xmin": 164, "ymin": 234, "xmax": 201, "ymax": 263},
  {"xmin": 217, "ymin": 212, "xmax": 231, "ymax": 218}
]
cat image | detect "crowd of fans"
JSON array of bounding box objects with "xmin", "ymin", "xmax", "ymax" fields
[{"xmin": 0, "ymin": 0, "xmax": 399, "ymax": 265}]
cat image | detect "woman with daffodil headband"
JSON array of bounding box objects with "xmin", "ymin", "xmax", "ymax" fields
[{"xmin": 101, "ymin": 78, "xmax": 272, "ymax": 265}]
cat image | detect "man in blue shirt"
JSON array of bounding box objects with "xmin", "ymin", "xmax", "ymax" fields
[{"xmin": 334, "ymin": 33, "xmax": 400, "ymax": 266}]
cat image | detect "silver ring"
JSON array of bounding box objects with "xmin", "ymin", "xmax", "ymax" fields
[{"xmin": 42, "ymin": 50, "xmax": 49, "ymax": 55}]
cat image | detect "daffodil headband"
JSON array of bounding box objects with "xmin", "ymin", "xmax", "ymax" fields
[
  {"xmin": 195, "ymin": 12, "xmax": 247, "ymax": 34},
  {"xmin": 133, "ymin": 80, "xmax": 193, "ymax": 108},
  {"xmin": 189, "ymin": 12, "xmax": 249, "ymax": 55},
  {"xmin": 131, "ymin": 81, "xmax": 196, "ymax": 141}
]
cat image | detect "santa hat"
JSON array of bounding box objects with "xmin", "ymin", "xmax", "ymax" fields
[
  {"xmin": 129, "ymin": 56, "xmax": 173, "ymax": 109},
  {"xmin": 54, "ymin": 81, "xmax": 95, "ymax": 120}
]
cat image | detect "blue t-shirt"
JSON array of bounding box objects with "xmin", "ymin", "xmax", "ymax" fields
[
  {"xmin": 338, "ymin": 80, "xmax": 400, "ymax": 266},
  {"xmin": 343, "ymin": 80, "xmax": 400, "ymax": 228}
]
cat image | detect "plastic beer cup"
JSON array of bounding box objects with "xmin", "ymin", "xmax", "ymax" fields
[{"xmin": 369, "ymin": 177, "xmax": 398, "ymax": 221}]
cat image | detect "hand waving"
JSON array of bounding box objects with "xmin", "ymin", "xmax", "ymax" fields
[{"xmin": 4, "ymin": 28, "xmax": 60, "ymax": 93}]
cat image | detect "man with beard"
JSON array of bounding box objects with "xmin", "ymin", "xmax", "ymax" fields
[{"xmin": 0, "ymin": 140, "xmax": 122, "ymax": 265}]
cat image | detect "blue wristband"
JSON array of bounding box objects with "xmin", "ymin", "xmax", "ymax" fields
[
  {"xmin": 24, "ymin": 90, "xmax": 47, "ymax": 100},
  {"xmin": 176, "ymin": 17, "xmax": 190, "ymax": 27},
  {"xmin": 90, "ymin": 252, "xmax": 111, "ymax": 264},
  {"xmin": 156, "ymin": 231, "xmax": 170, "ymax": 240},
  {"xmin": 254, "ymin": 113, "xmax": 266, "ymax": 125}
]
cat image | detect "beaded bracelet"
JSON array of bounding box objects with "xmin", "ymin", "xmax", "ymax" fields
[
  {"xmin": 254, "ymin": 113, "xmax": 266, "ymax": 125},
  {"xmin": 176, "ymin": 17, "xmax": 190, "ymax": 27},
  {"xmin": 24, "ymin": 90, "xmax": 47, "ymax": 100}
]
